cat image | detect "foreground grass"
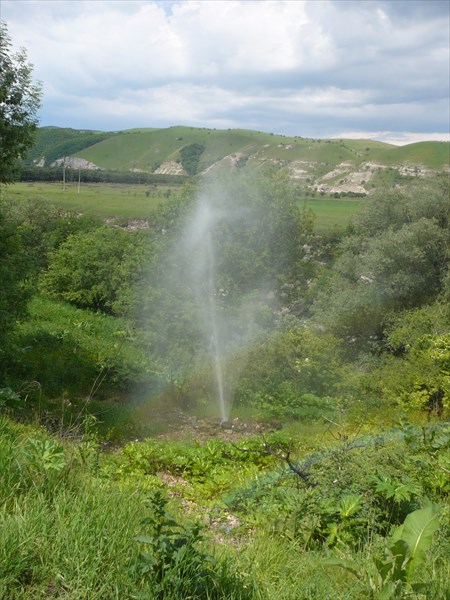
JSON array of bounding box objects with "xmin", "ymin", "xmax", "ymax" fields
[
  {"xmin": 0, "ymin": 417, "xmax": 143, "ymax": 599},
  {"xmin": 1, "ymin": 412, "xmax": 448, "ymax": 599},
  {"xmin": 0, "ymin": 416, "xmax": 255, "ymax": 599}
]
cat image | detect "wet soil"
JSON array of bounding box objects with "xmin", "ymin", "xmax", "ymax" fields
[{"xmin": 153, "ymin": 410, "xmax": 281, "ymax": 443}]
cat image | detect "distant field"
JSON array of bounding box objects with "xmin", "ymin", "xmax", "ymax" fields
[
  {"xmin": 302, "ymin": 197, "xmax": 363, "ymax": 232},
  {"xmin": 3, "ymin": 182, "xmax": 167, "ymax": 218},
  {"xmin": 4, "ymin": 182, "xmax": 363, "ymax": 232}
]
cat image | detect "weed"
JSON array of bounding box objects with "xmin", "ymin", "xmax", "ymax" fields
[
  {"xmin": 131, "ymin": 489, "xmax": 254, "ymax": 599},
  {"xmin": 324, "ymin": 504, "xmax": 441, "ymax": 598}
]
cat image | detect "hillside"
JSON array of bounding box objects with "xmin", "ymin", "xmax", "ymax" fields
[{"xmin": 25, "ymin": 126, "xmax": 449, "ymax": 195}]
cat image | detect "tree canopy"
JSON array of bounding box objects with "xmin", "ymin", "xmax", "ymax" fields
[
  {"xmin": 312, "ymin": 178, "xmax": 450, "ymax": 340},
  {"xmin": 0, "ymin": 21, "xmax": 42, "ymax": 183}
]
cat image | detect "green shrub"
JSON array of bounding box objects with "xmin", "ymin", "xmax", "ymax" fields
[{"xmin": 41, "ymin": 226, "xmax": 149, "ymax": 315}]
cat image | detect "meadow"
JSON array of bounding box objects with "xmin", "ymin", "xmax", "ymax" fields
[
  {"xmin": 3, "ymin": 182, "xmax": 165, "ymax": 219},
  {"xmin": 4, "ymin": 181, "xmax": 363, "ymax": 232},
  {"xmin": 301, "ymin": 197, "xmax": 363, "ymax": 232}
]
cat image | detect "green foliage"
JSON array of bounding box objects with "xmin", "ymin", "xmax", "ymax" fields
[
  {"xmin": 324, "ymin": 504, "xmax": 440, "ymax": 598},
  {"xmin": 134, "ymin": 490, "xmax": 211, "ymax": 598},
  {"xmin": 0, "ymin": 21, "xmax": 41, "ymax": 183},
  {"xmin": 0, "ymin": 203, "xmax": 31, "ymax": 356},
  {"xmin": 41, "ymin": 226, "xmax": 150, "ymax": 315},
  {"xmin": 179, "ymin": 142, "xmax": 205, "ymax": 175},
  {"xmin": 0, "ymin": 416, "xmax": 145, "ymax": 599},
  {"xmin": 0, "ymin": 415, "xmax": 257, "ymax": 599},
  {"xmin": 372, "ymin": 303, "xmax": 450, "ymax": 414},
  {"xmin": 392, "ymin": 504, "xmax": 440, "ymax": 582},
  {"xmin": 136, "ymin": 171, "xmax": 316, "ymax": 399},
  {"xmin": 20, "ymin": 166, "xmax": 188, "ymax": 185},
  {"xmin": 1, "ymin": 195, "xmax": 55, "ymax": 273},
  {"xmin": 1, "ymin": 410, "xmax": 449, "ymax": 599},
  {"xmin": 225, "ymin": 420, "xmax": 449, "ymax": 555},
  {"xmin": 282, "ymin": 489, "xmax": 367, "ymax": 549},
  {"xmin": 104, "ymin": 435, "xmax": 280, "ymax": 500},
  {"xmin": 1, "ymin": 195, "xmax": 102, "ymax": 278},
  {"xmin": 11, "ymin": 296, "xmax": 154, "ymax": 399},
  {"xmin": 131, "ymin": 489, "xmax": 250, "ymax": 599},
  {"xmin": 313, "ymin": 179, "xmax": 450, "ymax": 340},
  {"xmin": 0, "ymin": 387, "xmax": 21, "ymax": 410},
  {"xmin": 383, "ymin": 333, "xmax": 450, "ymax": 414},
  {"xmin": 20, "ymin": 126, "xmax": 114, "ymax": 166},
  {"xmin": 25, "ymin": 437, "xmax": 66, "ymax": 472},
  {"xmin": 399, "ymin": 420, "xmax": 450, "ymax": 497},
  {"xmin": 235, "ymin": 325, "xmax": 348, "ymax": 415}
]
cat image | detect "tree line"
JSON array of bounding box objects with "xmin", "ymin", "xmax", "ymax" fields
[{"xmin": 18, "ymin": 166, "xmax": 189, "ymax": 185}]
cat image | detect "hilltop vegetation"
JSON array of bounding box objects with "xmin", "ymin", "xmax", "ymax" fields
[{"xmin": 23, "ymin": 127, "xmax": 116, "ymax": 167}]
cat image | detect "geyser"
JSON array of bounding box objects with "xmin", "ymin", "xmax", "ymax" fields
[
  {"xmin": 184, "ymin": 198, "xmax": 230, "ymax": 422},
  {"xmin": 173, "ymin": 172, "xmax": 287, "ymax": 422}
]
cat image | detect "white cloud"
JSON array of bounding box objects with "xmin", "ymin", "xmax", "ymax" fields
[
  {"xmin": 1, "ymin": 0, "xmax": 449, "ymax": 138},
  {"xmin": 331, "ymin": 131, "xmax": 450, "ymax": 146}
]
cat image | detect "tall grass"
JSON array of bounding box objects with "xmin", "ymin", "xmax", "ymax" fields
[
  {"xmin": 0, "ymin": 417, "xmax": 142, "ymax": 598},
  {"xmin": 1, "ymin": 412, "xmax": 448, "ymax": 599},
  {"xmin": 0, "ymin": 416, "xmax": 257, "ymax": 599}
]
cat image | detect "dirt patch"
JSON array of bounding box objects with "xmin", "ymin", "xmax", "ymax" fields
[{"xmin": 153, "ymin": 410, "xmax": 279, "ymax": 444}]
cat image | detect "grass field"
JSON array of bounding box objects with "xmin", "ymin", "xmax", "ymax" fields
[
  {"xmin": 2, "ymin": 182, "xmax": 167, "ymax": 219},
  {"xmin": 302, "ymin": 197, "xmax": 363, "ymax": 232},
  {"xmin": 4, "ymin": 182, "xmax": 363, "ymax": 232}
]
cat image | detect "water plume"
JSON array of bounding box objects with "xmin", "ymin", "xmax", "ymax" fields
[
  {"xmin": 182, "ymin": 196, "xmax": 231, "ymax": 421},
  {"xmin": 143, "ymin": 170, "xmax": 299, "ymax": 422}
]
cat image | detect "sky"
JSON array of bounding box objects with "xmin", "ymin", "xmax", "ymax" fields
[{"xmin": 2, "ymin": 0, "xmax": 449, "ymax": 145}]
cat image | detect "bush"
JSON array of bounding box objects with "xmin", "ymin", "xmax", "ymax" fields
[
  {"xmin": 11, "ymin": 297, "xmax": 154, "ymax": 400},
  {"xmin": 41, "ymin": 226, "xmax": 150, "ymax": 315}
]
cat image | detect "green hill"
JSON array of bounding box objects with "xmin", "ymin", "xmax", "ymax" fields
[
  {"xmin": 24, "ymin": 126, "xmax": 449, "ymax": 194},
  {"xmin": 24, "ymin": 127, "xmax": 116, "ymax": 167}
]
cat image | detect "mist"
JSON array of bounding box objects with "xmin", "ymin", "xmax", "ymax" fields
[{"xmin": 140, "ymin": 170, "xmax": 304, "ymax": 421}]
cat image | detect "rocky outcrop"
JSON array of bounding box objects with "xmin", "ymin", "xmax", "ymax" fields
[
  {"xmin": 154, "ymin": 161, "xmax": 186, "ymax": 175},
  {"xmin": 51, "ymin": 156, "xmax": 101, "ymax": 170}
]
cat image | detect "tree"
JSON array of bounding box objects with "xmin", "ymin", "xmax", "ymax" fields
[
  {"xmin": 41, "ymin": 227, "xmax": 151, "ymax": 316},
  {"xmin": 0, "ymin": 24, "xmax": 41, "ymax": 374},
  {"xmin": 179, "ymin": 143, "xmax": 205, "ymax": 175},
  {"xmin": 0, "ymin": 21, "xmax": 42, "ymax": 183},
  {"xmin": 312, "ymin": 179, "xmax": 450, "ymax": 341}
]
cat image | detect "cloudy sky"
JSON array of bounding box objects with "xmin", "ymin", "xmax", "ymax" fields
[{"xmin": 2, "ymin": 0, "xmax": 449, "ymax": 144}]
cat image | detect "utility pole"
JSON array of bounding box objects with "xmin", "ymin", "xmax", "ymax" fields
[
  {"xmin": 77, "ymin": 167, "xmax": 81, "ymax": 194},
  {"xmin": 62, "ymin": 157, "xmax": 66, "ymax": 191}
]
